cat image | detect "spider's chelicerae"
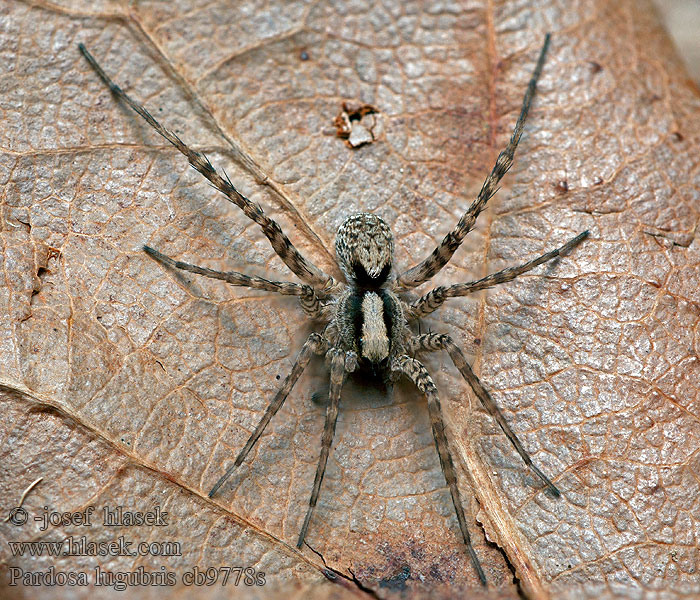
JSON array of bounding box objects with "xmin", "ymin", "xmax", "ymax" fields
[{"xmin": 80, "ymin": 34, "xmax": 587, "ymax": 586}]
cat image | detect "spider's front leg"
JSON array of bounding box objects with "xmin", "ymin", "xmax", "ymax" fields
[
  {"xmin": 395, "ymin": 34, "xmax": 551, "ymax": 291},
  {"xmin": 409, "ymin": 333, "xmax": 560, "ymax": 497},
  {"xmin": 79, "ymin": 44, "xmax": 334, "ymax": 290},
  {"xmin": 209, "ymin": 331, "xmax": 331, "ymax": 498},
  {"xmin": 143, "ymin": 245, "xmax": 325, "ymax": 318},
  {"xmin": 407, "ymin": 230, "xmax": 588, "ymax": 319},
  {"xmin": 297, "ymin": 348, "xmax": 357, "ymax": 548},
  {"xmin": 391, "ymin": 354, "xmax": 487, "ymax": 586}
]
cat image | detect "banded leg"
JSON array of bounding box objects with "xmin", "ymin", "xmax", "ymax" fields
[
  {"xmin": 409, "ymin": 333, "xmax": 560, "ymax": 496},
  {"xmin": 392, "ymin": 354, "xmax": 487, "ymax": 586},
  {"xmin": 79, "ymin": 44, "xmax": 333, "ymax": 289},
  {"xmin": 209, "ymin": 332, "xmax": 329, "ymax": 498},
  {"xmin": 297, "ymin": 349, "xmax": 354, "ymax": 548},
  {"xmin": 396, "ymin": 34, "xmax": 551, "ymax": 291},
  {"xmin": 144, "ymin": 245, "xmax": 323, "ymax": 318},
  {"xmin": 408, "ymin": 230, "xmax": 588, "ymax": 319}
]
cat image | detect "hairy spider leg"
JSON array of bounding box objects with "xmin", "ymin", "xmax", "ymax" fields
[
  {"xmin": 143, "ymin": 246, "xmax": 323, "ymax": 317},
  {"xmin": 396, "ymin": 34, "xmax": 551, "ymax": 290},
  {"xmin": 409, "ymin": 230, "xmax": 588, "ymax": 318},
  {"xmin": 208, "ymin": 332, "xmax": 330, "ymax": 498},
  {"xmin": 392, "ymin": 354, "xmax": 487, "ymax": 586},
  {"xmin": 297, "ymin": 348, "xmax": 354, "ymax": 548},
  {"xmin": 79, "ymin": 43, "xmax": 333, "ymax": 289},
  {"xmin": 410, "ymin": 333, "xmax": 560, "ymax": 496}
]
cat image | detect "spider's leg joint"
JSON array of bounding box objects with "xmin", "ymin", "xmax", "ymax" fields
[{"xmin": 344, "ymin": 350, "xmax": 358, "ymax": 373}]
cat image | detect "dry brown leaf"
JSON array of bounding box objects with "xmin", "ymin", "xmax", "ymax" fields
[{"xmin": 1, "ymin": 1, "xmax": 699, "ymax": 599}]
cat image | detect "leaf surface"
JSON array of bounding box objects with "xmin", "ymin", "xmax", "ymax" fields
[{"xmin": 1, "ymin": 0, "xmax": 699, "ymax": 598}]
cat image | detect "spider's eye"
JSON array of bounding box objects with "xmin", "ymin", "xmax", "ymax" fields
[{"xmin": 336, "ymin": 213, "xmax": 395, "ymax": 288}]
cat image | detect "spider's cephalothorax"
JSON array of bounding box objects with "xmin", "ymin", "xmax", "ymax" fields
[
  {"xmin": 335, "ymin": 213, "xmax": 394, "ymax": 288},
  {"xmin": 81, "ymin": 33, "xmax": 588, "ymax": 587}
]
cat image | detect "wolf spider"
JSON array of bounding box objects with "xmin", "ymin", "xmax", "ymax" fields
[{"xmin": 80, "ymin": 33, "xmax": 587, "ymax": 586}]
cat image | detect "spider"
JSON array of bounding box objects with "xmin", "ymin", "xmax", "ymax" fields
[{"xmin": 79, "ymin": 33, "xmax": 587, "ymax": 586}]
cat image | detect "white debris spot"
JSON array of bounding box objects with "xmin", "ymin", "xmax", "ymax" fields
[{"xmin": 333, "ymin": 101, "xmax": 379, "ymax": 148}]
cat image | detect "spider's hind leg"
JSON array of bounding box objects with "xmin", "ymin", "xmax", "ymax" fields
[
  {"xmin": 409, "ymin": 333, "xmax": 560, "ymax": 497},
  {"xmin": 391, "ymin": 354, "xmax": 487, "ymax": 586},
  {"xmin": 208, "ymin": 331, "xmax": 330, "ymax": 498},
  {"xmin": 297, "ymin": 348, "xmax": 356, "ymax": 548}
]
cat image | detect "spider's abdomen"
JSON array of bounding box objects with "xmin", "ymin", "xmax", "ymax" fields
[
  {"xmin": 360, "ymin": 292, "xmax": 390, "ymax": 363},
  {"xmin": 335, "ymin": 213, "xmax": 394, "ymax": 288}
]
